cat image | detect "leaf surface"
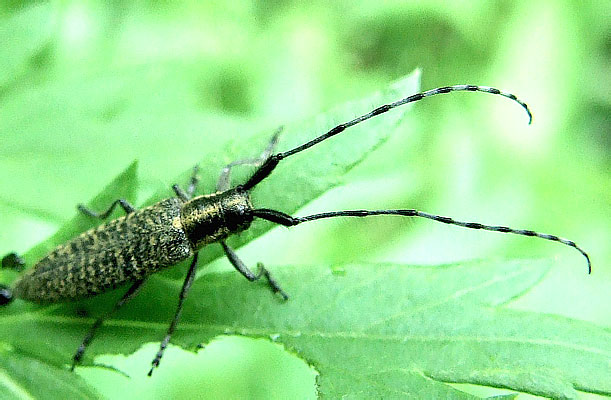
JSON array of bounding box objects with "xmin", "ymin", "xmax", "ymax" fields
[
  {"xmin": 2, "ymin": 261, "xmax": 610, "ymax": 398},
  {"xmin": 0, "ymin": 349, "xmax": 99, "ymax": 400}
]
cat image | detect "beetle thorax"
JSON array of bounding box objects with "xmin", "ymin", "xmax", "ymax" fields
[{"xmin": 180, "ymin": 188, "xmax": 254, "ymax": 250}]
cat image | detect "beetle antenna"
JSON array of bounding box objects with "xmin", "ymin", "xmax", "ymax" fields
[
  {"xmin": 252, "ymin": 208, "xmax": 591, "ymax": 274},
  {"xmin": 242, "ymin": 85, "xmax": 532, "ymax": 190}
]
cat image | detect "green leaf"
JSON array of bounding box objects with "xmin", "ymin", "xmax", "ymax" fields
[
  {"xmin": 0, "ymin": 349, "xmax": 99, "ymax": 400},
  {"xmin": 2, "ymin": 261, "xmax": 610, "ymax": 398}
]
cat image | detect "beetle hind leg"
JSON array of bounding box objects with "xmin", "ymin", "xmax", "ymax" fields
[{"xmin": 71, "ymin": 279, "xmax": 146, "ymax": 371}]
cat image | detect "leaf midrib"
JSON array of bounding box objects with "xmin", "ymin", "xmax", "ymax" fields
[{"xmin": 1, "ymin": 313, "xmax": 607, "ymax": 357}]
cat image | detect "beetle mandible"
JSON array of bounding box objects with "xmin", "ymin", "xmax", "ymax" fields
[{"xmin": 0, "ymin": 84, "xmax": 591, "ymax": 376}]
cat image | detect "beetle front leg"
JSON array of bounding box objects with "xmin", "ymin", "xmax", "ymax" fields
[
  {"xmin": 173, "ymin": 165, "xmax": 200, "ymax": 201},
  {"xmin": 221, "ymin": 241, "xmax": 288, "ymax": 300},
  {"xmin": 216, "ymin": 127, "xmax": 282, "ymax": 192}
]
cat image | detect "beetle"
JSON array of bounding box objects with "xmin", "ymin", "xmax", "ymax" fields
[{"xmin": 0, "ymin": 85, "xmax": 591, "ymax": 376}]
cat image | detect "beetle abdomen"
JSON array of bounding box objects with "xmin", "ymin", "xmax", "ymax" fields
[{"xmin": 14, "ymin": 198, "xmax": 193, "ymax": 303}]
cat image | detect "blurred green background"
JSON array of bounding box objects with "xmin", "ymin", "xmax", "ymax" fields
[{"xmin": 0, "ymin": 1, "xmax": 609, "ymax": 399}]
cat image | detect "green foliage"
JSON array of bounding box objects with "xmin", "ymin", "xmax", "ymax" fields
[
  {"xmin": 2, "ymin": 74, "xmax": 610, "ymax": 398},
  {"xmin": 0, "ymin": 1, "xmax": 609, "ymax": 399}
]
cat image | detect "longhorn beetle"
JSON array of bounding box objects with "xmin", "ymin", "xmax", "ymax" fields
[{"xmin": 0, "ymin": 85, "xmax": 591, "ymax": 376}]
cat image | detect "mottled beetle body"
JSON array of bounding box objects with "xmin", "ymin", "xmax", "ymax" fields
[
  {"xmin": 0, "ymin": 84, "xmax": 590, "ymax": 375},
  {"xmin": 14, "ymin": 189, "xmax": 253, "ymax": 303}
]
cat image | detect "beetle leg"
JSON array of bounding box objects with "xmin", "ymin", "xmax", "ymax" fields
[
  {"xmin": 173, "ymin": 165, "xmax": 200, "ymax": 201},
  {"xmin": 71, "ymin": 279, "xmax": 146, "ymax": 371},
  {"xmin": 221, "ymin": 241, "xmax": 288, "ymax": 300},
  {"xmin": 185, "ymin": 165, "xmax": 200, "ymax": 198},
  {"xmin": 172, "ymin": 185, "xmax": 190, "ymax": 202},
  {"xmin": 149, "ymin": 252, "xmax": 199, "ymax": 376},
  {"xmin": 78, "ymin": 199, "xmax": 135, "ymax": 219},
  {"xmin": 216, "ymin": 127, "xmax": 282, "ymax": 192}
]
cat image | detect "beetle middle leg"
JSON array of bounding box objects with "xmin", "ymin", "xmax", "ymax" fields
[
  {"xmin": 71, "ymin": 278, "xmax": 147, "ymax": 371},
  {"xmin": 221, "ymin": 241, "xmax": 288, "ymax": 300},
  {"xmin": 78, "ymin": 199, "xmax": 135, "ymax": 219},
  {"xmin": 149, "ymin": 252, "xmax": 199, "ymax": 376}
]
